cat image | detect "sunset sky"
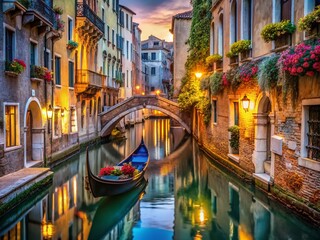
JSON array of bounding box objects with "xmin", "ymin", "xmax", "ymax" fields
[{"xmin": 119, "ymin": 0, "xmax": 192, "ymax": 42}]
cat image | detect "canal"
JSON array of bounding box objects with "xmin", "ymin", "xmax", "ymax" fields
[{"xmin": 0, "ymin": 119, "xmax": 319, "ymax": 240}]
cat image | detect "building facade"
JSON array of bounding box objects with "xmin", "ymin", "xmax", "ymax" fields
[
  {"xmin": 141, "ymin": 35, "xmax": 173, "ymax": 97},
  {"xmin": 171, "ymin": 10, "xmax": 192, "ymax": 99},
  {"xmin": 191, "ymin": 0, "xmax": 320, "ymax": 222}
]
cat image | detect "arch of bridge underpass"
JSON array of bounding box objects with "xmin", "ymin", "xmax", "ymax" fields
[{"xmin": 100, "ymin": 104, "xmax": 191, "ymax": 136}]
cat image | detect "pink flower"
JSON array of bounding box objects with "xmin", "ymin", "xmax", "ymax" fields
[
  {"xmin": 311, "ymin": 54, "xmax": 316, "ymax": 59},
  {"xmin": 313, "ymin": 62, "xmax": 320, "ymax": 70},
  {"xmin": 302, "ymin": 62, "xmax": 309, "ymax": 68},
  {"xmin": 297, "ymin": 67, "xmax": 304, "ymax": 73}
]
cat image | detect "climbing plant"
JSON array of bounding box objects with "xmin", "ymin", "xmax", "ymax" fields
[{"xmin": 178, "ymin": 0, "xmax": 211, "ymax": 111}]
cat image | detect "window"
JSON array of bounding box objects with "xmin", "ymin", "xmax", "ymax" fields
[
  {"xmin": 127, "ymin": 70, "xmax": 129, "ymax": 87},
  {"xmin": 130, "ymin": 16, "xmax": 132, "ymax": 31},
  {"xmin": 68, "ymin": 61, "xmax": 74, "ymax": 88},
  {"xmin": 151, "ymin": 52, "xmax": 156, "ymax": 60},
  {"xmin": 44, "ymin": 50, "xmax": 50, "ymax": 69},
  {"xmin": 5, "ymin": 104, "xmax": 19, "ymax": 147},
  {"xmin": 306, "ymin": 105, "xmax": 320, "ymax": 161},
  {"xmin": 120, "ymin": 10, "xmax": 124, "ymax": 26},
  {"xmin": 210, "ymin": 23, "xmax": 215, "ymax": 54},
  {"xmin": 142, "ymin": 53, "xmax": 148, "ymax": 60},
  {"xmin": 81, "ymin": 101, "xmax": 85, "ymax": 129},
  {"xmin": 212, "ymin": 99, "xmax": 217, "ymax": 124},
  {"xmin": 68, "ymin": 18, "xmax": 73, "ymax": 41},
  {"xmin": 242, "ymin": 0, "xmax": 252, "ymax": 40},
  {"xmin": 218, "ymin": 13, "xmax": 224, "ymax": 55},
  {"xmin": 273, "ymin": 0, "xmax": 292, "ymax": 22},
  {"xmin": 112, "ymin": 30, "xmax": 115, "ymax": 45},
  {"xmin": 102, "ymin": 8, "xmax": 105, "ymax": 22},
  {"xmin": 153, "ymin": 41, "xmax": 159, "ymax": 46},
  {"xmin": 234, "ymin": 102, "xmax": 239, "ymax": 126},
  {"xmin": 126, "ymin": 14, "xmax": 129, "ymax": 29},
  {"xmin": 55, "ymin": 56, "xmax": 61, "ymax": 85},
  {"xmin": 107, "ymin": 25, "xmax": 110, "ymax": 42},
  {"xmin": 5, "ymin": 28, "xmax": 15, "ymax": 62},
  {"xmin": 126, "ymin": 40, "xmax": 129, "ymax": 59},
  {"xmin": 70, "ymin": 108, "xmax": 77, "ymax": 132},
  {"xmin": 54, "ymin": 109, "xmax": 61, "ymax": 137},
  {"xmin": 30, "ymin": 42, "xmax": 37, "ymax": 66},
  {"xmin": 112, "ymin": 0, "xmax": 116, "ymax": 11},
  {"xmin": 151, "ymin": 67, "xmax": 156, "ymax": 75},
  {"xmin": 230, "ymin": 0, "xmax": 237, "ymax": 44},
  {"xmin": 305, "ymin": 0, "xmax": 320, "ymax": 15}
]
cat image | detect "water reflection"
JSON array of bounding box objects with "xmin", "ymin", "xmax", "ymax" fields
[{"xmin": 1, "ymin": 119, "xmax": 320, "ymax": 240}]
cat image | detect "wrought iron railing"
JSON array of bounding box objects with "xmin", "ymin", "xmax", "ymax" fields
[
  {"xmin": 76, "ymin": 69, "xmax": 105, "ymax": 87},
  {"xmin": 76, "ymin": 2, "xmax": 104, "ymax": 34},
  {"xmin": 28, "ymin": 0, "xmax": 55, "ymax": 26}
]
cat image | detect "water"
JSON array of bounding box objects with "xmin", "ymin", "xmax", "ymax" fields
[{"xmin": 0, "ymin": 119, "xmax": 319, "ymax": 240}]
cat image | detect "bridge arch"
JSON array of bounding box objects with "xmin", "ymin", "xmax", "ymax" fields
[{"xmin": 99, "ymin": 96, "xmax": 191, "ymax": 136}]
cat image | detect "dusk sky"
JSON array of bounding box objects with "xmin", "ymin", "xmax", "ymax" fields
[{"xmin": 119, "ymin": 0, "xmax": 192, "ymax": 42}]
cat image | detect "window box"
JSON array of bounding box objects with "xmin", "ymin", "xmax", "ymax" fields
[
  {"xmin": 5, "ymin": 71, "xmax": 19, "ymax": 77},
  {"xmin": 240, "ymin": 49, "xmax": 252, "ymax": 62},
  {"xmin": 274, "ymin": 33, "xmax": 291, "ymax": 50},
  {"xmin": 215, "ymin": 60, "xmax": 223, "ymax": 70},
  {"xmin": 66, "ymin": 40, "xmax": 78, "ymax": 51},
  {"xmin": 229, "ymin": 56, "xmax": 239, "ymax": 66}
]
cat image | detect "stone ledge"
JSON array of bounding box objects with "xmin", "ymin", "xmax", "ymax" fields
[{"xmin": 298, "ymin": 157, "xmax": 320, "ymax": 172}]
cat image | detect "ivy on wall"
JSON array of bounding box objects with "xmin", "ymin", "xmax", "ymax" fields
[{"xmin": 178, "ymin": 0, "xmax": 212, "ymax": 112}]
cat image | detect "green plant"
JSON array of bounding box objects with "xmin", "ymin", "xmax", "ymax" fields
[
  {"xmin": 197, "ymin": 96, "xmax": 211, "ymax": 125},
  {"xmin": 206, "ymin": 54, "xmax": 222, "ymax": 66},
  {"xmin": 298, "ymin": 6, "xmax": 320, "ymax": 32},
  {"xmin": 261, "ymin": 20, "xmax": 296, "ymax": 43},
  {"xmin": 228, "ymin": 125, "xmax": 239, "ymax": 150},
  {"xmin": 258, "ymin": 55, "xmax": 280, "ymax": 91},
  {"xmin": 5, "ymin": 59, "xmax": 26, "ymax": 74},
  {"xmin": 209, "ymin": 72, "xmax": 223, "ymax": 95},
  {"xmin": 226, "ymin": 51, "xmax": 238, "ymax": 58},
  {"xmin": 53, "ymin": 6, "xmax": 63, "ymax": 15},
  {"xmin": 31, "ymin": 65, "xmax": 52, "ymax": 81},
  {"xmin": 230, "ymin": 40, "xmax": 251, "ymax": 55},
  {"xmin": 200, "ymin": 76, "xmax": 210, "ymax": 90},
  {"xmin": 67, "ymin": 40, "xmax": 79, "ymax": 49}
]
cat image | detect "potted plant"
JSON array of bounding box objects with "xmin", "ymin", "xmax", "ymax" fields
[
  {"xmin": 206, "ymin": 54, "xmax": 223, "ymax": 70},
  {"xmin": 230, "ymin": 40, "xmax": 252, "ymax": 61},
  {"xmin": 5, "ymin": 59, "xmax": 26, "ymax": 77},
  {"xmin": 298, "ymin": 6, "xmax": 320, "ymax": 36},
  {"xmin": 258, "ymin": 55, "xmax": 280, "ymax": 91},
  {"xmin": 261, "ymin": 20, "xmax": 296, "ymax": 48},
  {"xmin": 67, "ymin": 40, "xmax": 79, "ymax": 50},
  {"xmin": 226, "ymin": 51, "xmax": 239, "ymax": 65},
  {"xmin": 53, "ymin": 6, "xmax": 63, "ymax": 15},
  {"xmin": 228, "ymin": 125, "xmax": 239, "ymax": 154},
  {"xmin": 30, "ymin": 65, "xmax": 52, "ymax": 82},
  {"xmin": 56, "ymin": 19, "xmax": 65, "ymax": 32}
]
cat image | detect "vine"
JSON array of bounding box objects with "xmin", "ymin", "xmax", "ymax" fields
[{"xmin": 178, "ymin": 0, "xmax": 211, "ymax": 111}]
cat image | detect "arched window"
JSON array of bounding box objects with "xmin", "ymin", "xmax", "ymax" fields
[
  {"xmin": 242, "ymin": 0, "xmax": 252, "ymax": 40},
  {"xmin": 218, "ymin": 13, "xmax": 224, "ymax": 56},
  {"xmin": 230, "ymin": 0, "xmax": 237, "ymax": 44}
]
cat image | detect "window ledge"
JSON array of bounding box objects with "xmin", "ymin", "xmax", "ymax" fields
[
  {"xmin": 228, "ymin": 153, "xmax": 239, "ymax": 163},
  {"xmin": 298, "ymin": 157, "xmax": 320, "ymax": 172},
  {"xmin": 55, "ymin": 84, "xmax": 62, "ymax": 88},
  {"xmin": 5, "ymin": 145, "xmax": 22, "ymax": 153}
]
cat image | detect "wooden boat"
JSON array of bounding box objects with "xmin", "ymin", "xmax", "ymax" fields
[
  {"xmin": 86, "ymin": 138, "xmax": 149, "ymax": 197},
  {"xmin": 88, "ymin": 178, "xmax": 148, "ymax": 240}
]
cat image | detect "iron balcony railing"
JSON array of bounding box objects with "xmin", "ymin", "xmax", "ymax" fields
[
  {"xmin": 28, "ymin": 0, "xmax": 55, "ymax": 26},
  {"xmin": 76, "ymin": 2, "xmax": 104, "ymax": 34},
  {"xmin": 76, "ymin": 69, "xmax": 105, "ymax": 88}
]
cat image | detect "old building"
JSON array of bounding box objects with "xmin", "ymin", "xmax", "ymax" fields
[
  {"xmin": 192, "ymin": 0, "xmax": 320, "ymax": 222},
  {"xmin": 171, "ymin": 10, "xmax": 192, "ymax": 99},
  {"xmin": 0, "ymin": 0, "xmax": 60, "ymax": 175},
  {"xmin": 141, "ymin": 35, "xmax": 173, "ymax": 97}
]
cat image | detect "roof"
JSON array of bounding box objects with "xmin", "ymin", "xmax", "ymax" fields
[
  {"xmin": 119, "ymin": 4, "xmax": 136, "ymax": 15},
  {"xmin": 174, "ymin": 10, "xmax": 193, "ymax": 19}
]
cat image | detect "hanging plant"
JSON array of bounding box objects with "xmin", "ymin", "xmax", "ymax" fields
[
  {"xmin": 235, "ymin": 61, "xmax": 258, "ymax": 83},
  {"xmin": 197, "ymin": 96, "xmax": 211, "ymax": 126},
  {"xmin": 200, "ymin": 76, "xmax": 210, "ymax": 90},
  {"xmin": 226, "ymin": 51, "xmax": 238, "ymax": 58},
  {"xmin": 298, "ymin": 6, "xmax": 320, "ymax": 33},
  {"xmin": 258, "ymin": 55, "xmax": 280, "ymax": 91},
  {"xmin": 261, "ymin": 20, "xmax": 296, "ymax": 43},
  {"xmin": 209, "ymin": 72, "xmax": 223, "ymax": 95},
  {"xmin": 278, "ymin": 38, "xmax": 320, "ymax": 77},
  {"xmin": 206, "ymin": 54, "xmax": 223, "ymax": 66},
  {"xmin": 223, "ymin": 68, "xmax": 238, "ymax": 90},
  {"xmin": 228, "ymin": 125, "xmax": 240, "ymax": 151}
]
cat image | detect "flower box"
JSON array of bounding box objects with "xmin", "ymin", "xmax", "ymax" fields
[
  {"xmin": 240, "ymin": 49, "xmax": 252, "ymax": 62},
  {"xmin": 66, "ymin": 40, "xmax": 79, "ymax": 51},
  {"xmin": 229, "ymin": 56, "xmax": 239, "ymax": 65},
  {"xmin": 215, "ymin": 60, "xmax": 223, "ymax": 70},
  {"xmin": 274, "ymin": 33, "xmax": 291, "ymax": 50},
  {"xmin": 5, "ymin": 71, "xmax": 19, "ymax": 77},
  {"xmin": 305, "ymin": 22, "xmax": 320, "ymax": 38}
]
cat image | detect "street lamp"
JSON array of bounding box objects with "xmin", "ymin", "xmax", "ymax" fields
[
  {"xmin": 241, "ymin": 94, "xmax": 250, "ymax": 112},
  {"xmin": 195, "ymin": 71, "xmax": 203, "ymax": 79},
  {"xmin": 156, "ymin": 90, "xmax": 160, "ymax": 96}
]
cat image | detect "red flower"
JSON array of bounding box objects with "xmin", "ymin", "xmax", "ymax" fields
[
  {"xmin": 297, "ymin": 67, "xmax": 304, "ymax": 73},
  {"xmin": 302, "ymin": 62, "xmax": 309, "ymax": 68},
  {"xmin": 306, "ymin": 71, "xmax": 315, "ymax": 77},
  {"xmin": 121, "ymin": 164, "xmax": 136, "ymax": 176},
  {"xmin": 313, "ymin": 62, "xmax": 320, "ymax": 70},
  {"xmin": 13, "ymin": 59, "xmax": 26, "ymax": 68},
  {"xmin": 99, "ymin": 166, "xmax": 115, "ymax": 176}
]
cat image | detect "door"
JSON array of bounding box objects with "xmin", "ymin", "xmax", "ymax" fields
[{"xmin": 26, "ymin": 110, "xmax": 33, "ymax": 162}]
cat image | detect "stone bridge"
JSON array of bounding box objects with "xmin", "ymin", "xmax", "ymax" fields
[{"xmin": 99, "ymin": 95, "xmax": 191, "ymax": 136}]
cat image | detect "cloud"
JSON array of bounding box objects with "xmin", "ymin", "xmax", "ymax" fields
[{"xmin": 120, "ymin": 0, "xmax": 192, "ymax": 41}]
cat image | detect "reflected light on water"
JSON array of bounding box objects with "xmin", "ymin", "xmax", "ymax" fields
[{"xmin": 199, "ymin": 207, "xmax": 205, "ymax": 223}]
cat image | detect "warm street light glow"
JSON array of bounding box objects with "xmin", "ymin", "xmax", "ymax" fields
[
  {"xmin": 61, "ymin": 108, "xmax": 65, "ymax": 117},
  {"xmin": 195, "ymin": 72, "xmax": 203, "ymax": 79},
  {"xmin": 47, "ymin": 105, "xmax": 53, "ymax": 119},
  {"xmin": 42, "ymin": 221, "xmax": 54, "ymax": 239},
  {"xmin": 241, "ymin": 95, "xmax": 250, "ymax": 112},
  {"xmin": 136, "ymin": 85, "xmax": 140, "ymax": 90},
  {"xmin": 156, "ymin": 90, "xmax": 160, "ymax": 95},
  {"xmin": 142, "ymin": 92, "xmax": 145, "ymax": 95}
]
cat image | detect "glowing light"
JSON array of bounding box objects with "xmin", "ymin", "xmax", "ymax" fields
[
  {"xmin": 195, "ymin": 72, "xmax": 203, "ymax": 79},
  {"xmin": 42, "ymin": 221, "xmax": 54, "ymax": 239},
  {"xmin": 241, "ymin": 94, "xmax": 250, "ymax": 112},
  {"xmin": 142, "ymin": 92, "xmax": 145, "ymax": 95},
  {"xmin": 156, "ymin": 90, "xmax": 160, "ymax": 96},
  {"xmin": 199, "ymin": 208, "xmax": 205, "ymax": 223}
]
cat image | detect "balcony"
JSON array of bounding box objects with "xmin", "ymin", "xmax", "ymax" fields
[
  {"xmin": 3, "ymin": 0, "xmax": 28, "ymax": 15},
  {"xmin": 75, "ymin": 69, "xmax": 106, "ymax": 96},
  {"xmin": 76, "ymin": 2, "xmax": 104, "ymax": 46},
  {"xmin": 22, "ymin": 0, "xmax": 57, "ymax": 34}
]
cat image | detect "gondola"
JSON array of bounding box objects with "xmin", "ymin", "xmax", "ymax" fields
[
  {"xmin": 86, "ymin": 138, "xmax": 149, "ymax": 197},
  {"xmin": 88, "ymin": 178, "xmax": 148, "ymax": 240}
]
